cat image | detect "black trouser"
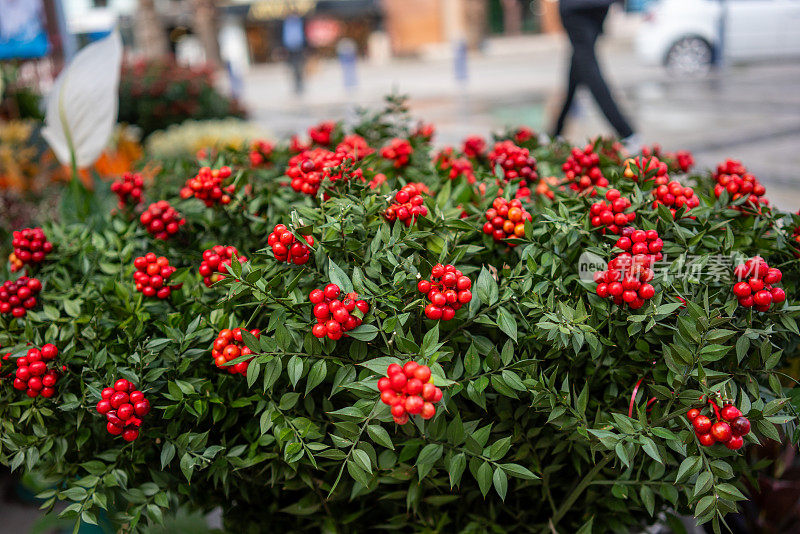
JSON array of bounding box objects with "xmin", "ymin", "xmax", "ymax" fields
[
  {"xmin": 552, "ymin": 6, "xmax": 634, "ymax": 138},
  {"xmin": 288, "ymin": 49, "xmax": 304, "ymax": 95}
]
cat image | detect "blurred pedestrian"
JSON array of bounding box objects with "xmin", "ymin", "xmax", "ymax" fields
[
  {"xmin": 283, "ymin": 12, "xmax": 305, "ymax": 95},
  {"xmin": 551, "ymin": 0, "xmax": 636, "ymax": 144}
]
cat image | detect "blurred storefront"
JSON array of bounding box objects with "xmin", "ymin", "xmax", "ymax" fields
[{"xmin": 219, "ymin": 0, "xmax": 381, "ymax": 64}]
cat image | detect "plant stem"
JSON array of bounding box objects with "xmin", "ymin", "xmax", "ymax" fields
[{"xmin": 549, "ymin": 452, "xmax": 613, "ymax": 529}]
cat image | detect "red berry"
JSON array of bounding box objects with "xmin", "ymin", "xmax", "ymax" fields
[
  {"xmin": 693, "ymin": 415, "xmax": 712, "ymax": 434},
  {"xmin": 387, "ymin": 363, "xmax": 403, "ymax": 376},
  {"xmin": 97, "ymin": 400, "xmax": 112, "ymax": 414},
  {"xmin": 134, "ymin": 400, "xmax": 151, "ymax": 416},
  {"xmin": 40, "ymin": 344, "xmax": 58, "ymax": 360},
  {"xmin": 414, "ymin": 365, "xmax": 431, "ymax": 382},
  {"xmin": 720, "ymin": 404, "xmax": 741, "ymax": 421},
  {"xmin": 405, "ymin": 395, "xmax": 424, "ymax": 415},
  {"xmin": 686, "ymin": 408, "xmax": 700, "ymax": 421},
  {"xmin": 122, "ymin": 428, "xmax": 139, "ymax": 442},
  {"xmin": 390, "ymin": 373, "xmax": 407, "ymax": 391},
  {"xmin": 403, "ymin": 361, "xmax": 419, "ymax": 377},
  {"xmin": 725, "ymin": 435, "xmax": 744, "ymax": 450},
  {"xmin": 698, "ymin": 433, "xmax": 715, "ymax": 447},
  {"xmin": 711, "ymin": 421, "xmax": 732, "ymax": 442},
  {"xmin": 731, "ymin": 416, "xmax": 750, "ymax": 436},
  {"xmin": 406, "ymin": 378, "xmax": 423, "ymax": 395},
  {"xmin": 107, "ymin": 422, "xmax": 124, "ymax": 435}
]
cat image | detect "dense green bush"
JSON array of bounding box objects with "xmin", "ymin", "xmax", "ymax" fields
[
  {"xmin": 117, "ymin": 59, "xmax": 244, "ymax": 139},
  {"xmin": 1, "ymin": 100, "xmax": 799, "ymax": 533}
]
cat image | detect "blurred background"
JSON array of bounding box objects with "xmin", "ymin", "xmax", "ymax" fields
[{"xmin": 2, "ymin": 0, "xmax": 800, "ymax": 532}]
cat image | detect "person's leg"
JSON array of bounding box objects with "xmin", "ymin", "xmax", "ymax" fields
[
  {"xmin": 568, "ymin": 9, "xmax": 635, "ymax": 138},
  {"xmin": 552, "ymin": 54, "xmax": 579, "ymax": 138}
]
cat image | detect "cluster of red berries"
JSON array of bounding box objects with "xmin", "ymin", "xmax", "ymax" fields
[
  {"xmin": 212, "ymin": 328, "xmax": 260, "ymax": 375},
  {"xmin": 615, "ymin": 227, "xmax": 664, "ymax": 262},
  {"xmin": 652, "ymin": 181, "xmax": 700, "ymax": 218},
  {"xmin": 110, "ymin": 172, "xmax": 145, "ymax": 208},
  {"xmin": 309, "ymin": 121, "xmax": 336, "ymax": 147},
  {"xmin": 0, "ymin": 277, "xmax": 42, "ymax": 318},
  {"xmin": 199, "ymin": 246, "xmax": 248, "ymax": 287},
  {"xmin": 713, "ymin": 159, "xmax": 768, "ymax": 211},
  {"xmin": 482, "ymin": 197, "xmax": 531, "ymax": 245},
  {"xmin": 13, "ymin": 344, "xmax": 60, "ymax": 398},
  {"xmin": 594, "ymin": 252, "xmax": 656, "ymax": 310},
  {"xmin": 249, "ymin": 140, "xmax": 274, "ymax": 167},
  {"xmin": 462, "ymin": 136, "xmax": 486, "ymax": 159},
  {"xmin": 10, "ymin": 227, "xmax": 53, "ymax": 271},
  {"xmin": 267, "ymin": 225, "xmax": 313, "ymax": 265},
  {"xmin": 286, "ymin": 148, "xmax": 347, "ymax": 196},
  {"xmin": 589, "ymin": 189, "xmax": 635, "ymax": 234},
  {"xmin": 179, "ymin": 166, "xmax": 235, "ymax": 207},
  {"xmin": 140, "ymin": 201, "xmax": 185, "ymax": 239},
  {"xmin": 336, "ymin": 134, "xmax": 374, "ymax": 160},
  {"xmin": 378, "ymin": 362, "xmax": 443, "ymax": 424},
  {"xmin": 641, "ymin": 144, "xmax": 694, "ymax": 174},
  {"xmin": 623, "ymin": 156, "xmax": 670, "ymax": 186},
  {"xmin": 687, "ymin": 401, "xmax": 750, "ymax": 450},
  {"xmin": 513, "ymin": 126, "xmax": 536, "ymax": 146},
  {"xmin": 384, "ymin": 183, "xmax": 429, "ymax": 226},
  {"xmin": 732, "ymin": 256, "xmax": 785, "ymax": 311},
  {"xmin": 379, "ymin": 138, "xmax": 413, "ymax": 168},
  {"xmin": 563, "ymin": 145, "xmax": 608, "ymax": 193},
  {"xmin": 133, "ymin": 253, "xmax": 181, "ymax": 299},
  {"xmin": 96, "ymin": 379, "xmax": 150, "ymax": 442},
  {"xmin": 488, "ymin": 141, "xmax": 538, "ymax": 184},
  {"xmin": 290, "ymin": 135, "xmax": 310, "ymax": 154},
  {"xmin": 412, "ymin": 123, "xmax": 435, "ymax": 143},
  {"xmin": 435, "ymin": 149, "xmax": 476, "ymax": 183},
  {"xmin": 309, "ymin": 284, "xmax": 369, "ymax": 340},
  {"xmin": 418, "ymin": 264, "xmax": 472, "ymax": 320}
]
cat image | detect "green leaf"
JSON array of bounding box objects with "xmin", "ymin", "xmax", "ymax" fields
[
  {"xmin": 367, "ymin": 425, "xmax": 394, "ymax": 450},
  {"xmin": 500, "ymin": 463, "xmax": 539, "ymax": 480},
  {"xmin": 160, "ymin": 442, "xmax": 175, "ymax": 469},
  {"xmin": 305, "ymin": 360, "xmax": 327, "ymax": 395},
  {"xmin": 464, "ymin": 343, "xmax": 480, "ymax": 377},
  {"xmin": 476, "ymin": 267, "xmax": 499, "ymax": 305},
  {"xmin": 352, "ymin": 449, "xmax": 372, "ymax": 474},
  {"xmin": 694, "ymin": 471, "xmax": 713, "ymax": 497},
  {"xmin": 347, "ymin": 324, "xmax": 379, "ymax": 341},
  {"xmin": 416, "ymin": 443, "xmax": 443, "ymax": 466},
  {"xmin": 676, "ymin": 456, "xmax": 702, "ymax": 483},
  {"xmin": 716, "ymin": 483, "xmax": 746, "ymax": 501},
  {"xmin": 496, "ymin": 307, "xmax": 517, "ymax": 342},
  {"xmin": 287, "ymin": 356, "xmax": 304, "ymax": 388},
  {"xmin": 448, "ymin": 453, "xmax": 466, "ymax": 488},
  {"xmin": 639, "ymin": 485, "xmax": 655, "ymax": 516},
  {"xmin": 476, "ymin": 461, "xmax": 493, "ymax": 497},
  {"xmin": 695, "ymin": 495, "xmax": 715, "ymax": 518},
  {"xmin": 640, "ymin": 437, "xmax": 662, "ymax": 464},
  {"xmin": 328, "ymin": 259, "xmax": 354, "ymax": 294},
  {"xmin": 492, "ymin": 467, "xmax": 508, "ymax": 501}
]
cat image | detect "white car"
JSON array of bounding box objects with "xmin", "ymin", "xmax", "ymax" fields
[{"xmin": 635, "ymin": 0, "xmax": 800, "ymax": 75}]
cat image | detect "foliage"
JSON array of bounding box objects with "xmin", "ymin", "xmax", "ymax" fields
[
  {"xmin": 1, "ymin": 98, "xmax": 800, "ymax": 533},
  {"xmin": 118, "ymin": 60, "xmax": 244, "ymax": 139}
]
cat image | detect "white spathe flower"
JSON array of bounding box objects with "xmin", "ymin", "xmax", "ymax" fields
[{"xmin": 42, "ymin": 29, "xmax": 122, "ymax": 168}]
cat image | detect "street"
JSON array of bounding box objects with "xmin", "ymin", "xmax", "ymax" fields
[{"xmin": 242, "ymin": 32, "xmax": 800, "ymax": 210}]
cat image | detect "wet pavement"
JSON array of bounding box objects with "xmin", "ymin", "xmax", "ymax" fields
[{"xmin": 242, "ymin": 33, "xmax": 800, "ymax": 210}]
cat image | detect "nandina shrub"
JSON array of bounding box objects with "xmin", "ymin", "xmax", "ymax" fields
[
  {"xmin": 1, "ymin": 102, "xmax": 800, "ymax": 533},
  {"xmin": 118, "ymin": 59, "xmax": 245, "ymax": 138}
]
